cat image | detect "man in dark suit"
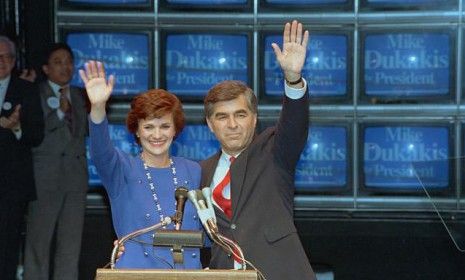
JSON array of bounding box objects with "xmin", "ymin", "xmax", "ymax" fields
[
  {"xmin": 0, "ymin": 35, "xmax": 44, "ymax": 280},
  {"xmin": 23, "ymin": 43, "xmax": 88, "ymax": 280},
  {"xmin": 200, "ymin": 20, "xmax": 316, "ymax": 280}
]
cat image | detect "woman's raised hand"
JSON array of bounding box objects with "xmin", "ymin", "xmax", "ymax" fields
[{"xmin": 79, "ymin": 60, "xmax": 115, "ymax": 106}]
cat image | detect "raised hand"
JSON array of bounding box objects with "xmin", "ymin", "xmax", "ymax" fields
[
  {"xmin": 79, "ymin": 60, "xmax": 115, "ymax": 123},
  {"xmin": 271, "ymin": 20, "xmax": 309, "ymax": 84},
  {"xmin": 79, "ymin": 60, "xmax": 115, "ymax": 107}
]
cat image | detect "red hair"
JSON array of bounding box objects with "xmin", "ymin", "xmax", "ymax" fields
[{"xmin": 126, "ymin": 89, "xmax": 185, "ymax": 142}]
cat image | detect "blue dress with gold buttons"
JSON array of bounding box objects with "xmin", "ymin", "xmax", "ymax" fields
[{"xmin": 89, "ymin": 118, "xmax": 202, "ymax": 269}]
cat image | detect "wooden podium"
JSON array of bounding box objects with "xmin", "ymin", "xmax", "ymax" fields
[{"xmin": 95, "ymin": 268, "xmax": 258, "ymax": 280}]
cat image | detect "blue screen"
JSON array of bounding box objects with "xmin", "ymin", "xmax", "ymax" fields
[
  {"xmin": 363, "ymin": 126, "xmax": 449, "ymax": 190},
  {"xmin": 263, "ymin": 34, "xmax": 347, "ymax": 97},
  {"xmin": 171, "ymin": 124, "xmax": 220, "ymax": 161},
  {"xmin": 66, "ymin": 32, "xmax": 150, "ymax": 95},
  {"xmin": 296, "ymin": 126, "xmax": 348, "ymax": 189},
  {"xmin": 165, "ymin": 33, "xmax": 249, "ymax": 97},
  {"xmin": 266, "ymin": 0, "xmax": 347, "ymax": 4},
  {"xmin": 66, "ymin": 0, "xmax": 147, "ymax": 3},
  {"xmin": 166, "ymin": 0, "xmax": 246, "ymax": 4},
  {"xmin": 364, "ymin": 32, "xmax": 451, "ymax": 98},
  {"xmin": 86, "ymin": 124, "xmax": 139, "ymax": 187}
]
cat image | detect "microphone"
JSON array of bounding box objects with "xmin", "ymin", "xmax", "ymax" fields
[
  {"xmin": 187, "ymin": 188, "xmax": 248, "ymax": 269},
  {"xmin": 187, "ymin": 188, "xmax": 218, "ymax": 238},
  {"xmin": 173, "ymin": 187, "xmax": 188, "ymax": 230}
]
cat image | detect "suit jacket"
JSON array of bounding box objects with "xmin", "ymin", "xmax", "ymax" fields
[
  {"xmin": 0, "ymin": 76, "xmax": 44, "ymax": 201},
  {"xmin": 200, "ymin": 92, "xmax": 316, "ymax": 280},
  {"xmin": 32, "ymin": 81, "xmax": 88, "ymax": 193}
]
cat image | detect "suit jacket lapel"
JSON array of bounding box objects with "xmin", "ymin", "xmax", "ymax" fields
[
  {"xmin": 201, "ymin": 151, "xmax": 221, "ymax": 189},
  {"xmin": 69, "ymin": 87, "xmax": 81, "ymax": 135},
  {"xmin": 202, "ymin": 151, "xmax": 232, "ymax": 221},
  {"xmin": 41, "ymin": 83, "xmax": 56, "ymax": 116},
  {"xmin": 230, "ymin": 148, "xmax": 249, "ymax": 221},
  {"xmin": 2, "ymin": 77, "xmax": 21, "ymax": 117}
]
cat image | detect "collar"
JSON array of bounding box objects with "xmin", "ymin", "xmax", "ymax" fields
[
  {"xmin": 47, "ymin": 80, "xmax": 69, "ymax": 97},
  {"xmin": 221, "ymin": 150, "xmax": 241, "ymax": 162},
  {"xmin": 0, "ymin": 75, "xmax": 11, "ymax": 88}
]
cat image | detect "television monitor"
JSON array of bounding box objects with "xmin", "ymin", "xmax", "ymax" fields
[
  {"xmin": 260, "ymin": 0, "xmax": 352, "ymax": 10},
  {"xmin": 296, "ymin": 125, "xmax": 350, "ymax": 192},
  {"xmin": 171, "ymin": 123, "xmax": 220, "ymax": 162},
  {"xmin": 360, "ymin": 29, "xmax": 455, "ymax": 104},
  {"xmin": 59, "ymin": 0, "xmax": 153, "ymax": 10},
  {"xmin": 360, "ymin": 0, "xmax": 456, "ymax": 10},
  {"xmin": 86, "ymin": 123, "xmax": 139, "ymax": 187},
  {"xmin": 63, "ymin": 29, "xmax": 152, "ymax": 97},
  {"xmin": 160, "ymin": 31, "xmax": 251, "ymax": 102},
  {"xmin": 261, "ymin": 31, "xmax": 351, "ymax": 103},
  {"xmin": 258, "ymin": 121, "xmax": 350, "ymax": 192},
  {"xmin": 361, "ymin": 124, "xmax": 453, "ymax": 194}
]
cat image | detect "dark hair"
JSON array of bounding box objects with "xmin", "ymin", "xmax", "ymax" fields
[
  {"xmin": 204, "ymin": 80, "xmax": 257, "ymax": 118},
  {"xmin": 42, "ymin": 42, "xmax": 74, "ymax": 66},
  {"xmin": 126, "ymin": 89, "xmax": 185, "ymax": 144}
]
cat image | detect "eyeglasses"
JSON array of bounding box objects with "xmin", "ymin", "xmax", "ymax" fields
[{"xmin": 0, "ymin": 53, "xmax": 14, "ymax": 62}]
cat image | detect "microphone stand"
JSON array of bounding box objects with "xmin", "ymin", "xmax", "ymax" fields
[{"xmin": 109, "ymin": 217, "xmax": 172, "ymax": 269}]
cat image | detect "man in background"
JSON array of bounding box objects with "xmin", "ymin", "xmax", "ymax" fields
[
  {"xmin": 23, "ymin": 42, "xmax": 88, "ymax": 280},
  {"xmin": 0, "ymin": 35, "xmax": 44, "ymax": 280},
  {"xmin": 200, "ymin": 20, "xmax": 316, "ymax": 280}
]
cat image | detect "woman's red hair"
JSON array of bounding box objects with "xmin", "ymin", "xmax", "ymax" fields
[{"xmin": 126, "ymin": 89, "xmax": 185, "ymax": 142}]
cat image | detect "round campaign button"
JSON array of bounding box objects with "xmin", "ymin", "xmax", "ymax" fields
[
  {"xmin": 2, "ymin": 101, "xmax": 12, "ymax": 110},
  {"xmin": 47, "ymin": 96, "xmax": 59, "ymax": 109}
]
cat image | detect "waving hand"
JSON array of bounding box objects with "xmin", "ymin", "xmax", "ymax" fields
[
  {"xmin": 271, "ymin": 20, "xmax": 309, "ymax": 86},
  {"xmin": 79, "ymin": 60, "xmax": 115, "ymax": 123}
]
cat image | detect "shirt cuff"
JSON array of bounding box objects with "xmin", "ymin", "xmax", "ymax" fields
[{"xmin": 284, "ymin": 78, "xmax": 307, "ymax": 100}]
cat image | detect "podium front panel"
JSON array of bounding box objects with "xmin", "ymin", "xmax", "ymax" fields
[{"xmin": 95, "ymin": 268, "xmax": 258, "ymax": 280}]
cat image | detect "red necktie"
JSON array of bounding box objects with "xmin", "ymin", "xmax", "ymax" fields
[
  {"xmin": 213, "ymin": 157, "xmax": 244, "ymax": 266},
  {"xmin": 213, "ymin": 156, "xmax": 235, "ymax": 218}
]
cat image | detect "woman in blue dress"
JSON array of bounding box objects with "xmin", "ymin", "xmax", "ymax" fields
[{"xmin": 79, "ymin": 60, "xmax": 202, "ymax": 269}]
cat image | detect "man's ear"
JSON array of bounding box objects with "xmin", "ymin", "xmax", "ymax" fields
[{"xmin": 206, "ymin": 117, "xmax": 214, "ymax": 133}]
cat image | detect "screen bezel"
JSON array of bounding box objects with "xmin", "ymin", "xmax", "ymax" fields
[
  {"xmin": 359, "ymin": 122, "xmax": 455, "ymax": 196},
  {"xmin": 159, "ymin": 28, "xmax": 253, "ymax": 103},
  {"xmin": 160, "ymin": 0, "xmax": 252, "ymax": 11},
  {"xmin": 259, "ymin": 28, "xmax": 353, "ymax": 104},
  {"xmin": 259, "ymin": 0, "xmax": 353, "ymax": 11},
  {"xmin": 359, "ymin": 0, "xmax": 457, "ymax": 11},
  {"xmin": 359, "ymin": 26, "xmax": 457, "ymax": 105},
  {"xmin": 60, "ymin": 27, "xmax": 154, "ymax": 100},
  {"xmin": 59, "ymin": 0, "xmax": 154, "ymax": 11}
]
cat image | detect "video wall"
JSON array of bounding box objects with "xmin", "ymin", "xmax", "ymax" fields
[{"xmin": 56, "ymin": 0, "xmax": 465, "ymax": 210}]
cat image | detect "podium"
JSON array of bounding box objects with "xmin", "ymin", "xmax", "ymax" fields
[{"xmin": 95, "ymin": 268, "xmax": 258, "ymax": 280}]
